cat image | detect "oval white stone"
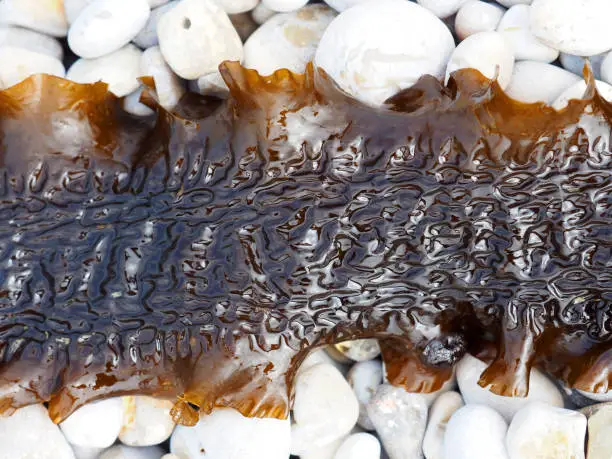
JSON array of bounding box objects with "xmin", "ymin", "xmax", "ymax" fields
[
  {"xmin": 60, "ymin": 398, "xmax": 124, "ymax": 449},
  {"xmin": 443, "ymin": 405, "xmax": 509, "ymax": 459},
  {"xmin": 416, "ymin": 0, "xmax": 470, "ymax": 18},
  {"xmin": 0, "ymin": 0, "xmax": 68, "ymax": 37},
  {"xmin": 314, "ymin": 0, "xmax": 455, "ymax": 107},
  {"xmin": 0, "ymin": 404, "xmax": 75, "ymax": 459},
  {"xmin": 552, "ymin": 80, "xmax": 612, "ymax": 110},
  {"xmin": 171, "ymin": 407, "xmax": 291, "ymax": 459},
  {"xmin": 0, "ymin": 26, "xmax": 63, "ymax": 60},
  {"xmin": 497, "ymin": 4, "xmax": 558, "ymax": 62},
  {"xmin": 347, "ymin": 359, "xmax": 383, "ymax": 430},
  {"xmin": 244, "ymin": 4, "xmax": 336, "ymax": 75},
  {"xmin": 119, "ymin": 396, "xmax": 176, "ymax": 447},
  {"xmin": 455, "ymin": 1, "xmax": 504, "ymax": 40},
  {"xmin": 504, "ymin": 61, "xmax": 580, "ymax": 104},
  {"xmin": 291, "ymin": 363, "xmax": 359, "ymax": 455},
  {"xmin": 262, "ymin": 0, "xmax": 309, "ymax": 13},
  {"xmin": 0, "ymin": 46, "xmax": 65, "ymax": 90},
  {"xmin": 140, "ymin": 46, "xmax": 186, "ymax": 110},
  {"xmin": 530, "ymin": 0, "xmax": 612, "ymax": 56},
  {"xmin": 422, "ymin": 391, "xmax": 464, "ymax": 459},
  {"xmin": 99, "ymin": 445, "xmax": 165, "ymax": 459},
  {"xmin": 133, "ymin": 2, "xmax": 177, "ymax": 49},
  {"xmin": 506, "ymin": 403, "xmax": 586, "ymax": 459},
  {"xmin": 323, "ymin": 0, "xmax": 372, "ymax": 13},
  {"xmin": 367, "ymin": 384, "xmax": 428, "ymax": 459},
  {"xmin": 67, "ymin": 44, "xmax": 143, "ymax": 97},
  {"xmin": 334, "ymin": 433, "xmax": 381, "ymax": 459},
  {"xmin": 446, "ymin": 31, "xmax": 514, "ymax": 89},
  {"xmin": 455, "ymin": 354, "xmax": 563, "ymax": 422},
  {"xmin": 68, "ymin": 0, "xmax": 151, "ymax": 59},
  {"xmin": 158, "ymin": 0, "xmax": 243, "ymax": 80}
]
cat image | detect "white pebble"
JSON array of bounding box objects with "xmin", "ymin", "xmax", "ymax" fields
[
  {"xmin": 244, "ymin": 4, "xmax": 336, "ymax": 75},
  {"xmin": 141, "ymin": 46, "xmax": 185, "ymax": 110},
  {"xmin": 216, "ymin": 0, "xmax": 259, "ymax": 14},
  {"xmin": 60, "ymin": 398, "xmax": 124, "ymax": 449},
  {"xmin": 123, "ymin": 87, "xmax": 156, "ymax": 116},
  {"xmin": 0, "ymin": 46, "xmax": 65, "ymax": 90},
  {"xmin": 119, "ymin": 396, "xmax": 176, "ymax": 447},
  {"xmin": 455, "ymin": 354, "xmax": 563, "ymax": 422},
  {"xmin": 251, "ymin": 3, "xmax": 276, "ymax": 24},
  {"xmin": 291, "ymin": 363, "xmax": 359, "ymax": 455},
  {"xmin": 0, "ymin": 404, "xmax": 75, "ymax": 459},
  {"xmin": 334, "ymin": 340, "xmax": 381, "ymax": 362},
  {"xmin": 581, "ymin": 403, "xmax": 612, "ymax": 459},
  {"xmin": 504, "ymin": 61, "xmax": 580, "ymax": 104},
  {"xmin": 560, "ymin": 52, "xmax": 606, "ymax": 79},
  {"xmin": 315, "ymin": 0, "xmax": 455, "ymax": 107},
  {"xmin": 64, "ymin": 0, "xmax": 95, "ymax": 24},
  {"xmin": 99, "ymin": 445, "xmax": 165, "ymax": 459},
  {"xmin": 422, "ymin": 391, "xmax": 464, "ymax": 459},
  {"xmin": 416, "ymin": 0, "xmax": 470, "ymax": 18},
  {"xmin": 455, "ymin": 1, "xmax": 504, "ymax": 40},
  {"xmin": 0, "ymin": 26, "xmax": 63, "ymax": 60},
  {"xmin": 366, "ymin": 384, "xmax": 428, "ymax": 459},
  {"xmin": 443, "ymin": 405, "xmax": 509, "ymax": 459},
  {"xmin": 158, "ymin": 0, "xmax": 243, "ymax": 79},
  {"xmin": 262, "ymin": 0, "xmax": 309, "ymax": 13},
  {"xmin": 496, "ymin": 0, "xmax": 531, "ymax": 6},
  {"xmin": 446, "ymin": 31, "xmax": 514, "ymax": 89},
  {"xmin": 334, "ymin": 433, "xmax": 381, "ymax": 459},
  {"xmin": 68, "ymin": 0, "xmax": 150, "ymax": 59},
  {"xmin": 72, "ymin": 445, "xmax": 105, "ymax": 459},
  {"xmin": 196, "ymin": 71, "xmax": 230, "ymax": 98},
  {"xmin": 530, "ymin": 0, "xmax": 612, "ymax": 56},
  {"xmin": 171, "ymin": 408, "xmax": 290, "ymax": 459},
  {"xmin": 323, "ymin": 0, "xmax": 372, "ymax": 13},
  {"xmin": 300, "ymin": 436, "xmax": 346, "ymax": 459},
  {"xmin": 67, "ymin": 44, "xmax": 143, "ymax": 97},
  {"xmin": 0, "ymin": 0, "xmax": 68, "ymax": 37},
  {"xmin": 506, "ymin": 403, "xmax": 586, "ymax": 459},
  {"xmin": 497, "ymin": 5, "xmax": 557, "ymax": 62},
  {"xmin": 133, "ymin": 2, "xmax": 177, "ymax": 49},
  {"xmin": 552, "ymin": 80, "xmax": 612, "ymax": 110},
  {"xmin": 347, "ymin": 359, "xmax": 383, "ymax": 430}
]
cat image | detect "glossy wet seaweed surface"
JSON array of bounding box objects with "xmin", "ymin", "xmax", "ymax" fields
[{"xmin": 0, "ymin": 63, "xmax": 610, "ymax": 425}]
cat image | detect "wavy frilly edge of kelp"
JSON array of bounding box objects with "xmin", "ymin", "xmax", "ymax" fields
[{"xmin": 0, "ymin": 62, "xmax": 610, "ymax": 425}]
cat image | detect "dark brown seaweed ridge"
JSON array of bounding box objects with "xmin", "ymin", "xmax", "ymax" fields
[{"xmin": 0, "ymin": 63, "xmax": 610, "ymax": 425}]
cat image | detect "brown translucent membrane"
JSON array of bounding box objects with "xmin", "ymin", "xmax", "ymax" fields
[{"xmin": 0, "ymin": 62, "xmax": 610, "ymax": 426}]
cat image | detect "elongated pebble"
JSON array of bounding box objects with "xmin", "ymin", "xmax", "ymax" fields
[
  {"xmin": 0, "ymin": 0, "xmax": 68, "ymax": 37},
  {"xmin": 140, "ymin": 46, "xmax": 185, "ymax": 110},
  {"xmin": 0, "ymin": 26, "xmax": 63, "ymax": 60},
  {"xmin": 60, "ymin": 398, "xmax": 124, "ymax": 449},
  {"xmin": 0, "ymin": 47, "xmax": 65, "ymax": 90},
  {"xmin": 455, "ymin": 1, "xmax": 504, "ymax": 40},
  {"xmin": 68, "ymin": 0, "xmax": 151, "ymax": 59},
  {"xmin": 348, "ymin": 359, "xmax": 383, "ymax": 430},
  {"xmin": 504, "ymin": 61, "xmax": 580, "ymax": 104},
  {"xmin": 422, "ymin": 391, "xmax": 464, "ymax": 459}
]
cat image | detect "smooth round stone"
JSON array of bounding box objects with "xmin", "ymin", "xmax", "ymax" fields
[
  {"xmin": 245, "ymin": 4, "xmax": 335, "ymax": 74},
  {"xmin": 67, "ymin": 45, "xmax": 143, "ymax": 97},
  {"xmin": 217, "ymin": 0, "xmax": 259, "ymax": 14},
  {"xmin": 133, "ymin": 2, "xmax": 177, "ymax": 49},
  {"xmin": 72, "ymin": 445, "xmax": 105, "ymax": 459},
  {"xmin": 64, "ymin": 0, "xmax": 95, "ymax": 24},
  {"xmin": 367, "ymin": 384, "xmax": 428, "ymax": 459},
  {"xmin": 334, "ymin": 339, "xmax": 380, "ymax": 362},
  {"xmin": 551, "ymin": 80, "xmax": 612, "ymax": 110},
  {"xmin": 446, "ymin": 31, "xmax": 514, "ymax": 89},
  {"xmin": 580, "ymin": 403, "xmax": 612, "ymax": 459},
  {"xmin": 123, "ymin": 87, "xmax": 156, "ymax": 116},
  {"xmin": 251, "ymin": 3, "xmax": 277, "ymax": 24},
  {"xmin": 197, "ymin": 71, "xmax": 230, "ymax": 98},
  {"xmin": 68, "ymin": 0, "xmax": 150, "ymax": 59},
  {"xmin": 119, "ymin": 396, "xmax": 176, "ymax": 446},
  {"xmin": 0, "ymin": 405, "xmax": 75, "ymax": 459},
  {"xmin": 455, "ymin": 354, "xmax": 563, "ymax": 422},
  {"xmin": 171, "ymin": 408, "xmax": 291, "ymax": 459},
  {"xmin": 262, "ymin": 0, "xmax": 309, "ymax": 13},
  {"xmin": 497, "ymin": 5, "xmax": 557, "ymax": 62},
  {"xmin": 496, "ymin": 0, "xmax": 530, "ymax": 5},
  {"xmin": 416, "ymin": 0, "xmax": 470, "ymax": 18},
  {"xmin": 99, "ymin": 445, "xmax": 165, "ymax": 459},
  {"xmin": 422, "ymin": 391, "xmax": 464, "ymax": 459},
  {"xmin": 315, "ymin": 0, "xmax": 455, "ymax": 107},
  {"xmin": 560, "ymin": 52, "xmax": 606, "ymax": 80},
  {"xmin": 140, "ymin": 46, "xmax": 185, "ymax": 110},
  {"xmin": 0, "ymin": 26, "xmax": 63, "ymax": 60},
  {"xmin": 0, "ymin": 0, "xmax": 68, "ymax": 37},
  {"xmin": 504, "ymin": 61, "xmax": 580, "ymax": 104},
  {"xmin": 506, "ymin": 403, "xmax": 586, "ymax": 459},
  {"xmin": 530, "ymin": 0, "xmax": 612, "ymax": 56},
  {"xmin": 291, "ymin": 363, "xmax": 359, "ymax": 455},
  {"xmin": 455, "ymin": 1, "xmax": 504, "ymax": 40},
  {"xmin": 577, "ymin": 388, "xmax": 612, "ymax": 403},
  {"xmin": 158, "ymin": 0, "xmax": 243, "ymax": 80},
  {"xmin": 443, "ymin": 405, "xmax": 509, "ymax": 459},
  {"xmin": 347, "ymin": 359, "xmax": 383, "ymax": 430},
  {"xmin": 334, "ymin": 433, "xmax": 381, "ymax": 459},
  {"xmin": 0, "ymin": 46, "xmax": 65, "ymax": 90},
  {"xmin": 60, "ymin": 398, "xmax": 124, "ymax": 449},
  {"xmin": 323, "ymin": 0, "xmax": 372, "ymax": 12}
]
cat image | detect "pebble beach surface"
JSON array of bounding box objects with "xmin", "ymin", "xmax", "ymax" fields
[{"xmin": 0, "ymin": 0, "xmax": 611, "ymax": 458}]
